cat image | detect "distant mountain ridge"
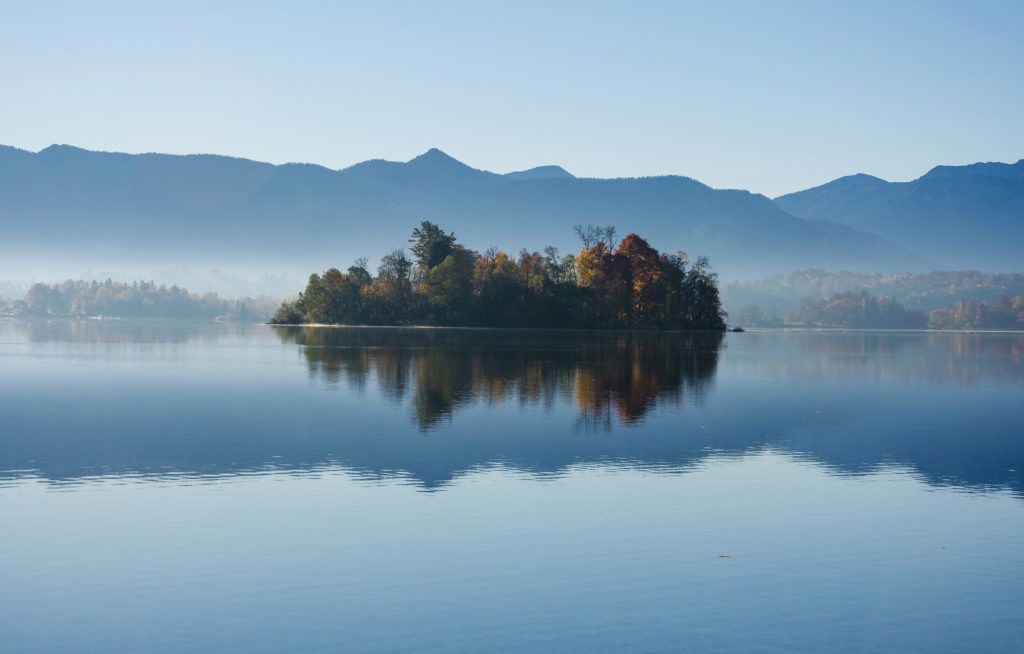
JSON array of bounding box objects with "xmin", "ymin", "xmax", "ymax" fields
[
  {"xmin": 0, "ymin": 144, "xmax": 932, "ymax": 279},
  {"xmin": 504, "ymin": 165, "xmax": 575, "ymax": 180},
  {"xmin": 775, "ymin": 159, "xmax": 1024, "ymax": 271}
]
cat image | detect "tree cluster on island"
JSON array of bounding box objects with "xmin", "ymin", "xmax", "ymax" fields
[
  {"xmin": 2, "ymin": 279, "xmax": 277, "ymax": 321},
  {"xmin": 271, "ymin": 222, "xmax": 727, "ymax": 330}
]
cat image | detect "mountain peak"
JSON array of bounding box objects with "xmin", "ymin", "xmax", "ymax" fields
[
  {"xmin": 772, "ymin": 172, "xmax": 889, "ymax": 203},
  {"xmin": 921, "ymin": 159, "xmax": 1024, "ymax": 182},
  {"xmin": 408, "ymin": 147, "xmax": 464, "ymax": 166},
  {"xmin": 406, "ymin": 148, "xmax": 492, "ymax": 179},
  {"xmin": 504, "ymin": 165, "xmax": 575, "ymax": 181},
  {"xmin": 39, "ymin": 143, "xmax": 91, "ymax": 156},
  {"xmin": 834, "ymin": 172, "xmax": 891, "ymax": 189}
]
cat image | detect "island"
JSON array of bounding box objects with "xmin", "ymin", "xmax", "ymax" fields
[{"xmin": 272, "ymin": 222, "xmax": 727, "ymax": 330}]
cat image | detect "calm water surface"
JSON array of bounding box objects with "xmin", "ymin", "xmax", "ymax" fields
[{"xmin": 1, "ymin": 322, "xmax": 1022, "ymax": 652}]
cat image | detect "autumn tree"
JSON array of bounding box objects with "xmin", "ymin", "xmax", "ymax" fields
[
  {"xmin": 573, "ymin": 224, "xmax": 618, "ymax": 250},
  {"xmin": 347, "ymin": 257, "xmax": 372, "ymax": 286},
  {"xmin": 616, "ymin": 234, "xmax": 665, "ymax": 324},
  {"xmin": 409, "ymin": 221, "xmax": 457, "ymax": 271},
  {"xmin": 418, "ymin": 246, "xmax": 476, "ymax": 323},
  {"xmin": 285, "ymin": 222, "xmax": 727, "ymax": 330},
  {"xmin": 365, "ymin": 249, "xmax": 414, "ymax": 323}
]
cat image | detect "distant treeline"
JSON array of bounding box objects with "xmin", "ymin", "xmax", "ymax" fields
[
  {"xmin": 929, "ymin": 297, "xmax": 1024, "ymax": 330},
  {"xmin": 784, "ymin": 291, "xmax": 928, "ymax": 329},
  {"xmin": 733, "ymin": 291, "xmax": 1024, "ymax": 330},
  {"xmin": 0, "ymin": 279, "xmax": 278, "ymax": 321},
  {"xmin": 723, "ymin": 269, "xmax": 1024, "ymax": 314},
  {"xmin": 272, "ymin": 222, "xmax": 727, "ymax": 330}
]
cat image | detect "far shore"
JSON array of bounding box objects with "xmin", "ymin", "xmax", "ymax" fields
[
  {"xmin": 266, "ymin": 322, "xmax": 1024, "ymax": 334},
  {"xmin": 3, "ymin": 315, "xmax": 1022, "ymax": 333},
  {"xmin": 267, "ymin": 322, "xmax": 729, "ymax": 333}
]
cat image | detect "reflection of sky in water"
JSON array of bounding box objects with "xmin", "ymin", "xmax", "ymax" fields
[
  {"xmin": 1, "ymin": 322, "xmax": 1023, "ymax": 652},
  {"xmin": 0, "ymin": 323, "xmax": 1020, "ymax": 497},
  {"xmin": 3, "ymin": 452, "xmax": 1023, "ymax": 653}
]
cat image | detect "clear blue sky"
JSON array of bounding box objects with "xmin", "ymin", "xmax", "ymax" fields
[{"xmin": 2, "ymin": 0, "xmax": 1021, "ymax": 196}]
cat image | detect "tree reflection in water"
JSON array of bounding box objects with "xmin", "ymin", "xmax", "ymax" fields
[
  {"xmin": 274, "ymin": 327, "xmax": 724, "ymax": 430},
  {"xmin": 5, "ymin": 323, "xmax": 1021, "ymax": 496}
]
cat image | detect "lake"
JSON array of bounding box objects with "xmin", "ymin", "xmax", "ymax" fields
[{"xmin": 1, "ymin": 322, "xmax": 1022, "ymax": 653}]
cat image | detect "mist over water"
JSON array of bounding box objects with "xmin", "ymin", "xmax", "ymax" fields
[{"xmin": 0, "ymin": 263, "xmax": 301, "ymax": 301}]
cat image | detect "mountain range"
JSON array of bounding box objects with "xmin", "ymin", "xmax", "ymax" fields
[
  {"xmin": 0, "ymin": 144, "xmax": 1019, "ymax": 286},
  {"xmin": 775, "ymin": 159, "xmax": 1024, "ymax": 271}
]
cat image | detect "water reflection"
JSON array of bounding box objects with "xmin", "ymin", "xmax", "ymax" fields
[
  {"xmin": 729, "ymin": 330, "xmax": 1024, "ymax": 385},
  {"xmin": 275, "ymin": 327, "xmax": 722, "ymax": 429},
  {"xmin": 16, "ymin": 319, "xmax": 261, "ymax": 344},
  {"xmin": 1, "ymin": 323, "xmax": 1021, "ymax": 497}
]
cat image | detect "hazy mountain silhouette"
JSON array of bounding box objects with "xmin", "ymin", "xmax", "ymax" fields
[
  {"xmin": 504, "ymin": 165, "xmax": 575, "ymax": 180},
  {"xmin": 0, "ymin": 144, "xmax": 930, "ymax": 279},
  {"xmin": 775, "ymin": 159, "xmax": 1024, "ymax": 271}
]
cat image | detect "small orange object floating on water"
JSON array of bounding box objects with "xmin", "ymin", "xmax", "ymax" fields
[{"xmin": 719, "ymin": 554, "xmax": 730, "ymax": 558}]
